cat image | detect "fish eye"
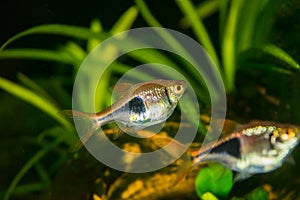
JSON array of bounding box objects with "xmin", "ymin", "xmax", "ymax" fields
[
  {"xmin": 174, "ymin": 85, "xmax": 183, "ymax": 94},
  {"xmin": 280, "ymin": 128, "xmax": 295, "ymax": 141}
]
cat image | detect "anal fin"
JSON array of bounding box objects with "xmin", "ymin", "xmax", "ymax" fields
[{"xmin": 234, "ymin": 173, "xmax": 253, "ymax": 183}]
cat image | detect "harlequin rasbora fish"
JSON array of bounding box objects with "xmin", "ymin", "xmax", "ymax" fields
[
  {"xmin": 60, "ymin": 79, "xmax": 187, "ymax": 148},
  {"xmin": 156, "ymin": 121, "xmax": 300, "ymax": 186}
]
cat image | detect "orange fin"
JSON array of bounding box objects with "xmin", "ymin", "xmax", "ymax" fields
[
  {"xmin": 168, "ymin": 152, "xmax": 193, "ymax": 188},
  {"xmin": 153, "ymin": 136, "xmax": 193, "ymax": 188},
  {"xmin": 200, "ymin": 115, "xmax": 241, "ymax": 136},
  {"xmin": 110, "ymin": 123, "xmax": 124, "ymax": 140},
  {"xmin": 221, "ymin": 119, "xmax": 241, "ymax": 135},
  {"xmin": 112, "ymin": 82, "xmax": 133, "ymax": 98},
  {"xmin": 153, "ymin": 136, "xmax": 187, "ymax": 157}
]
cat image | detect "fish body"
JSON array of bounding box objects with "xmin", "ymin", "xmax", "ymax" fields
[
  {"xmin": 61, "ymin": 79, "xmax": 186, "ymax": 146},
  {"xmin": 157, "ymin": 121, "xmax": 300, "ymax": 186},
  {"xmin": 191, "ymin": 122, "xmax": 300, "ymax": 180},
  {"xmin": 99, "ymin": 79, "xmax": 186, "ymax": 130}
]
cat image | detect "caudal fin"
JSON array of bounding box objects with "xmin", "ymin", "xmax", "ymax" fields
[{"xmin": 59, "ymin": 110, "xmax": 99, "ymax": 151}]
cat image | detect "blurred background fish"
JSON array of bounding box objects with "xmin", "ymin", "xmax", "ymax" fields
[{"xmin": 156, "ymin": 121, "xmax": 300, "ymax": 187}]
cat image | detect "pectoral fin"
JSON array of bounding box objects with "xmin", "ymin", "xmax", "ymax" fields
[
  {"xmin": 285, "ymin": 156, "xmax": 296, "ymax": 165},
  {"xmin": 109, "ymin": 122, "xmax": 124, "ymax": 140}
]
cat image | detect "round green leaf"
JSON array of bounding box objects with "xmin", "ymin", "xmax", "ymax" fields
[{"xmin": 195, "ymin": 163, "xmax": 233, "ymax": 199}]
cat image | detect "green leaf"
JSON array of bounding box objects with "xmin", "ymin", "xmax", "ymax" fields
[
  {"xmin": 0, "ymin": 76, "xmax": 72, "ymax": 130},
  {"xmin": 0, "ymin": 24, "xmax": 109, "ymax": 51},
  {"xmin": 201, "ymin": 192, "xmax": 219, "ymax": 200},
  {"xmin": 221, "ymin": 0, "xmax": 244, "ymax": 92},
  {"xmin": 0, "ymin": 48, "xmax": 79, "ymax": 65},
  {"xmin": 195, "ymin": 163, "xmax": 233, "ymax": 199},
  {"xmin": 2, "ymin": 182, "xmax": 48, "ymax": 197},
  {"xmin": 239, "ymin": 62, "xmax": 293, "ymax": 75},
  {"xmin": 179, "ymin": 0, "xmax": 220, "ymax": 28},
  {"xmin": 111, "ymin": 62, "xmax": 155, "ymax": 81},
  {"xmin": 253, "ymin": 0, "xmax": 284, "ymax": 45},
  {"xmin": 60, "ymin": 41, "xmax": 87, "ymax": 63},
  {"xmin": 111, "ymin": 6, "xmax": 138, "ymax": 34},
  {"xmin": 87, "ymin": 19, "xmax": 103, "ymax": 52},
  {"xmin": 230, "ymin": 187, "xmax": 269, "ymax": 200},
  {"xmin": 239, "ymin": 44, "xmax": 300, "ymax": 74},
  {"xmin": 235, "ymin": 0, "xmax": 264, "ymax": 52},
  {"xmin": 3, "ymin": 129, "xmax": 67, "ymax": 200},
  {"xmin": 176, "ymin": 0, "xmax": 221, "ymax": 70},
  {"xmin": 17, "ymin": 73, "xmax": 55, "ymax": 103},
  {"xmin": 260, "ymin": 44, "xmax": 300, "ymax": 72}
]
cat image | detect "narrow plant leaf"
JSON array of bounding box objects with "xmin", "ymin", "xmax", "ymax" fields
[
  {"xmin": 81, "ymin": 6, "xmax": 139, "ymax": 111},
  {"xmin": 235, "ymin": 0, "xmax": 263, "ymax": 52},
  {"xmin": 176, "ymin": 0, "xmax": 221, "ymax": 70},
  {"xmin": 111, "ymin": 6, "xmax": 138, "ymax": 34},
  {"xmin": 219, "ymin": 0, "xmax": 230, "ymax": 41},
  {"xmin": 17, "ymin": 73, "xmax": 55, "ymax": 103},
  {"xmin": 60, "ymin": 41, "xmax": 87, "ymax": 63},
  {"xmin": 222, "ymin": 0, "xmax": 244, "ymax": 92},
  {"xmin": 0, "ymin": 48, "xmax": 79, "ymax": 65},
  {"xmin": 135, "ymin": 0, "xmax": 197, "ymax": 73},
  {"xmin": 111, "ymin": 62, "xmax": 155, "ymax": 81},
  {"xmin": 0, "ymin": 24, "xmax": 109, "ymax": 51},
  {"xmin": 253, "ymin": 0, "xmax": 284, "ymax": 45},
  {"xmin": 0, "ymin": 77, "xmax": 72, "ymax": 129},
  {"xmin": 94, "ymin": 69, "xmax": 111, "ymax": 112},
  {"xmin": 135, "ymin": 0, "xmax": 161, "ymax": 27},
  {"xmin": 3, "ymin": 133, "xmax": 66, "ymax": 200},
  {"xmin": 179, "ymin": 0, "xmax": 220, "ymax": 28},
  {"xmin": 34, "ymin": 162, "xmax": 51, "ymax": 185},
  {"xmin": 135, "ymin": 0, "xmax": 188, "ymax": 58},
  {"xmin": 260, "ymin": 44, "xmax": 300, "ymax": 71},
  {"xmin": 2, "ymin": 182, "xmax": 48, "ymax": 197},
  {"xmin": 87, "ymin": 19, "xmax": 103, "ymax": 52},
  {"xmin": 240, "ymin": 62, "xmax": 293, "ymax": 75},
  {"xmin": 135, "ymin": 0, "xmax": 213, "ymax": 100}
]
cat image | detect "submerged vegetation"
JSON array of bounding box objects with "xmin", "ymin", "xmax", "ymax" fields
[{"xmin": 1, "ymin": 0, "xmax": 300, "ymax": 199}]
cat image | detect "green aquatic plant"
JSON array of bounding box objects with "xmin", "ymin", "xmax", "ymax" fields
[
  {"xmin": 1, "ymin": 0, "xmax": 300, "ymax": 199},
  {"xmin": 231, "ymin": 187, "xmax": 269, "ymax": 200},
  {"xmin": 195, "ymin": 163, "xmax": 233, "ymax": 199},
  {"xmin": 0, "ymin": 6, "xmax": 139, "ymax": 199}
]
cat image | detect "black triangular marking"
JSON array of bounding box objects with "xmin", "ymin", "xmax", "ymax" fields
[{"xmin": 210, "ymin": 137, "xmax": 241, "ymax": 158}]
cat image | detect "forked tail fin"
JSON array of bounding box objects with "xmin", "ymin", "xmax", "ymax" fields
[
  {"xmin": 153, "ymin": 136, "xmax": 193, "ymax": 188},
  {"xmin": 58, "ymin": 110, "xmax": 100, "ymax": 151}
]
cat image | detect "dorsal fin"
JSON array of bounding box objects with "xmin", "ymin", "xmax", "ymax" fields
[
  {"xmin": 112, "ymin": 82, "xmax": 133, "ymax": 98},
  {"xmin": 200, "ymin": 115, "xmax": 241, "ymax": 136}
]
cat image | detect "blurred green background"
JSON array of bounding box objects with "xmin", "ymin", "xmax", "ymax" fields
[{"xmin": 1, "ymin": 0, "xmax": 300, "ymax": 199}]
